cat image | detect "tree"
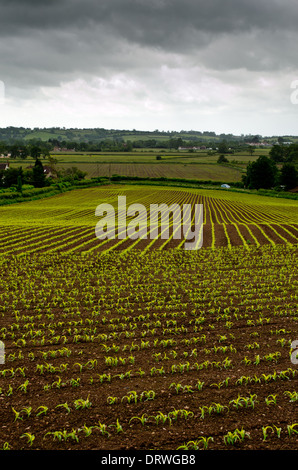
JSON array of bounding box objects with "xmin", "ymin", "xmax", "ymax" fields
[
  {"xmin": 242, "ymin": 156, "xmax": 278, "ymax": 189},
  {"xmin": 247, "ymin": 146, "xmax": 255, "ymax": 157},
  {"xmin": 269, "ymin": 144, "xmax": 285, "ymax": 163},
  {"xmin": 2, "ymin": 167, "xmax": 23, "ymax": 188},
  {"xmin": 10, "ymin": 145, "xmax": 19, "ymax": 159},
  {"xmin": 279, "ymin": 163, "xmax": 298, "ymax": 190},
  {"xmin": 218, "ymin": 140, "xmax": 229, "ymax": 154},
  {"xmin": 286, "ymin": 144, "xmax": 298, "ymax": 163},
  {"xmin": 32, "ymin": 158, "xmax": 46, "ymax": 187},
  {"xmin": 30, "ymin": 145, "xmax": 42, "ymax": 160},
  {"xmin": 217, "ymin": 155, "xmax": 229, "ymax": 163},
  {"xmin": 17, "ymin": 174, "xmax": 22, "ymax": 193},
  {"xmin": 19, "ymin": 146, "xmax": 29, "ymax": 160},
  {"xmin": 269, "ymin": 143, "xmax": 298, "ymax": 163},
  {"xmin": 47, "ymin": 155, "xmax": 58, "ymax": 178},
  {"xmin": 58, "ymin": 166, "xmax": 86, "ymax": 183}
]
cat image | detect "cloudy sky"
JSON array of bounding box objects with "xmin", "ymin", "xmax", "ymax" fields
[{"xmin": 0, "ymin": 0, "xmax": 298, "ymax": 135}]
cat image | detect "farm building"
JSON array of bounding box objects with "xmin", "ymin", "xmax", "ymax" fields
[{"xmin": 0, "ymin": 162, "xmax": 9, "ymax": 171}]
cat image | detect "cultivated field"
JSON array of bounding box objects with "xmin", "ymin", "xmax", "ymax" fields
[
  {"xmin": 60, "ymin": 162, "xmax": 243, "ymax": 182},
  {"xmin": 0, "ymin": 185, "xmax": 297, "ymax": 450},
  {"xmin": 0, "ymin": 185, "xmax": 296, "ymax": 253},
  {"xmin": 10, "ymin": 147, "xmax": 265, "ymax": 183}
]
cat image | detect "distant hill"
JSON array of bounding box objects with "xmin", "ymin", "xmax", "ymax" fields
[{"xmin": 0, "ymin": 126, "xmax": 297, "ymax": 145}]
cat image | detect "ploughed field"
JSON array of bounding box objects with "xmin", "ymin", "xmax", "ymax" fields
[
  {"xmin": 0, "ymin": 186, "xmax": 297, "ymax": 450},
  {"xmin": 0, "ymin": 185, "xmax": 297, "ymax": 253}
]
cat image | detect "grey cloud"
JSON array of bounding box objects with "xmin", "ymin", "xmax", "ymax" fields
[
  {"xmin": 1, "ymin": 0, "xmax": 298, "ymax": 40},
  {"xmin": 1, "ymin": 0, "xmax": 298, "ymax": 102}
]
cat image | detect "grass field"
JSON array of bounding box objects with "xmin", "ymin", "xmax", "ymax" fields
[
  {"xmin": 9, "ymin": 148, "xmax": 269, "ymax": 185},
  {"xmin": 0, "ymin": 184, "xmax": 297, "ymax": 451}
]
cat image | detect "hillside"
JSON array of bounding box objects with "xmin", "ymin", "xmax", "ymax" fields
[{"xmin": 1, "ymin": 126, "xmax": 298, "ymax": 146}]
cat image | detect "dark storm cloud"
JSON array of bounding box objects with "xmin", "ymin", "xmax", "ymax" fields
[
  {"xmin": 1, "ymin": 0, "xmax": 298, "ymax": 136},
  {"xmin": 0, "ymin": 0, "xmax": 297, "ymax": 89},
  {"xmin": 1, "ymin": 0, "xmax": 298, "ymax": 36}
]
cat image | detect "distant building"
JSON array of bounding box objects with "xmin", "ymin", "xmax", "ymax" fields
[
  {"xmin": 248, "ymin": 142, "xmax": 272, "ymax": 147},
  {"xmin": 26, "ymin": 164, "xmax": 53, "ymax": 178},
  {"xmin": 0, "ymin": 162, "xmax": 9, "ymax": 171},
  {"xmin": 53, "ymin": 146, "xmax": 75, "ymax": 152}
]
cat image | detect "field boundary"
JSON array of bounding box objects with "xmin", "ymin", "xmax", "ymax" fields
[{"xmin": 0, "ymin": 176, "xmax": 297, "ymax": 209}]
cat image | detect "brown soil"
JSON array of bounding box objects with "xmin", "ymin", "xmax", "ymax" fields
[{"xmin": 0, "ymin": 245, "xmax": 297, "ymax": 452}]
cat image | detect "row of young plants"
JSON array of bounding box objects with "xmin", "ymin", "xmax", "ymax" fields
[
  {"xmin": 0, "ymin": 186, "xmax": 297, "ymax": 253},
  {"xmin": 2, "ymin": 409, "xmax": 298, "ymax": 450},
  {"xmin": 0, "ymin": 243, "xmax": 297, "ymax": 449}
]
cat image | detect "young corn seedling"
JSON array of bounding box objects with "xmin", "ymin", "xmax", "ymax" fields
[
  {"xmin": 150, "ymin": 366, "xmax": 165, "ymax": 376},
  {"xmin": 80, "ymin": 424, "xmax": 94, "ymax": 437},
  {"xmin": 196, "ymin": 380, "xmax": 204, "ymax": 390},
  {"xmin": 97, "ymin": 373, "xmax": 112, "ymax": 383},
  {"xmin": 229, "ymin": 394, "xmax": 258, "ymax": 410},
  {"xmin": 84, "ymin": 359, "xmax": 97, "ymax": 369},
  {"xmin": 74, "ymin": 396, "xmax": 92, "ymax": 410},
  {"xmin": 107, "ymin": 396, "xmax": 118, "ymax": 405},
  {"xmin": 129, "ymin": 414, "xmax": 149, "ymax": 426},
  {"xmin": 262, "ymin": 425, "xmax": 281, "ymax": 440},
  {"xmin": 177, "ymin": 436, "xmax": 214, "ymax": 450},
  {"xmin": 11, "ymin": 407, "xmax": 23, "ymax": 422},
  {"xmin": 265, "ymin": 394, "xmax": 278, "ymax": 406},
  {"xmin": 56, "ymin": 402, "xmax": 71, "ymax": 414},
  {"xmin": 284, "ymin": 391, "xmax": 298, "ymax": 402},
  {"xmin": 108, "ymin": 419, "xmax": 123, "ymax": 434},
  {"xmin": 211, "ymin": 402, "xmax": 229, "ymax": 415},
  {"xmin": 94, "ymin": 421, "xmax": 110, "ymax": 437},
  {"xmin": 140, "ymin": 390, "xmax": 156, "ymax": 401},
  {"xmin": 21, "ymin": 406, "xmax": 33, "ymax": 418},
  {"xmin": 287, "ymin": 423, "xmax": 298, "ymax": 437},
  {"xmin": 69, "ymin": 377, "xmax": 81, "ymax": 388},
  {"xmin": 169, "ymin": 382, "xmax": 184, "ymax": 394},
  {"xmin": 74, "ymin": 362, "xmax": 84, "ymax": 372},
  {"xmin": 121, "ymin": 390, "xmax": 138, "ymax": 404},
  {"xmin": 179, "ymin": 409, "xmax": 195, "ymax": 420},
  {"xmin": 152, "ymin": 411, "xmax": 171, "ymax": 426},
  {"xmin": 211, "ymin": 378, "xmax": 230, "ymax": 389},
  {"xmin": 224, "ymin": 428, "xmax": 250, "ymax": 446},
  {"xmin": 17, "ymin": 380, "xmax": 29, "ymax": 394},
  {"xmin": 36, "ymin": 405, "xmax": 49, "ymax": 417},
  {"xmin": 20, "ymin": 433, "xmax": 35, "ymax": 447},
  {"xmin": 236, "ymin": 375, "xmax": 250, "ymax": 385}
]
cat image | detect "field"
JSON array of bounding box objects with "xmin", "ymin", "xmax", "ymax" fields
[
  {"xmin": 0, "ymin": 185, "xmax": 297, "ymax": 451},
  {"xmin": 58, "ymin": 162, "xmax": 244, "ymax": 182},
  {"xmin": 10, "ymin": 147, "xmax": 267, "ymax": 184},
  {"xmin": 0, "ymin": 185, "xmax": 297, "ymax": 253}
]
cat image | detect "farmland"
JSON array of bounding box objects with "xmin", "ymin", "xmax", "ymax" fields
[
  {"xmin": 0, "ymin": 185, "xmax": 297, "ymax": 253},
  {"xmin": 57, "ymin": 162, "xmax": 243, "ymax": 182},
  {"xmin": 9, "ymin": 147, "xmax": 270, "ymax": 184},
  {"xmin": 0, "ymin": 185, "xmax": 297, "ymax": 451}
]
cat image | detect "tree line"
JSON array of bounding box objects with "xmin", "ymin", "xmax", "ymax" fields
[
  {"xmin": 0, "ymin": 157, "xmax": 86, "ymax": 190},
  {"xmin": 242, "ymin": 144, "xmax": 298, "ymax": 190}
]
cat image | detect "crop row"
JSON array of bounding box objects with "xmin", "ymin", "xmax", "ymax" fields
[{"xmin": 0, "ymin": 186, "xmax": 296, "ymax": 253}]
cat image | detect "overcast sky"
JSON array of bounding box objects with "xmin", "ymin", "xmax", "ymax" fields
[{"xmin": 1, "ymin": 0, "xmax": 298, "ymax": 135}]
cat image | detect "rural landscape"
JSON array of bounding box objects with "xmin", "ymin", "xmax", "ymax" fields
[{"xmin": 0, "ymin": 127, "xmax": 297, "ymax": 453}]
